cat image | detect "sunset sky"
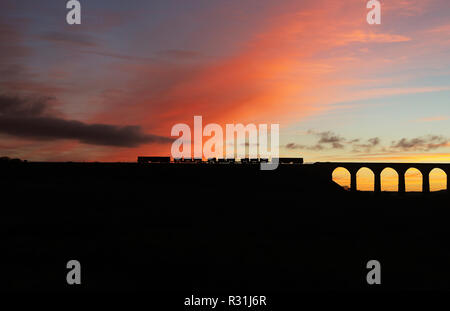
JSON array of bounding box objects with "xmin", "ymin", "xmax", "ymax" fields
[{"xmin": 1, "ymin": 0, "xmax": 450, "ymax": 165}]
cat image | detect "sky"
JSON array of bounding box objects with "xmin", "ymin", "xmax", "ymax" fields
[{"xmin": 1, "ymin": 0, "xmax": 450, "ymax": 170}]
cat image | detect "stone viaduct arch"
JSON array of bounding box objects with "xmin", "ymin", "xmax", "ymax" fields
[
  {"xmin": 319, "ymin": 162, "xmax": 450, "ymax": 193},
  {"xmin": 380, "ymin": 167, "xmax": 398, "ymax": 192}
]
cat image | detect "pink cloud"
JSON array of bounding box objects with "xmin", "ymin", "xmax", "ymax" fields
[
  {"xmin": 3, "ymin": 0, "xmax": 449, "ymax": 161},
  {"xmin": 416, "ymin": 116, "xmax": 450, "ymax": 122}
]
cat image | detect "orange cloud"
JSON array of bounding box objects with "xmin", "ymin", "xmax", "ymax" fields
[
  {"xmin": 91, "ymin": 0, "xmax": 416, "ymax": 146},
  {"xmin": 326, "ymin": 153, "xmax": 450, "ymax": 163},
  {"xmin": 416, "ymin": 116, "xmax": 450, "ymax": 122}
]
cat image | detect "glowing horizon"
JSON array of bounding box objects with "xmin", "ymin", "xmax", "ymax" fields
[{"xmin": 333, "ymin": 166, "xmax": 447, "ymax": 192}]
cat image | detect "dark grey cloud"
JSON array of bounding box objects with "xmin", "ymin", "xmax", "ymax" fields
[
  {"xmin": 0, "ymin": 22, "xmax": 64, "ymax": 94},
  {"xmin": 312, "ymin": 130, "xmax": 346, "ymax": 145},
  {"xmin": 390, "ymin": 136, "xmax": 448, "ymax": 151},
  {"xmin": 40, "ymin": 32, "xmax": 97, "ymax": 47},
  {"xmin": 0, "ymin": 94, "xmax": 53, "ymax": 117},
  {"xmin": 348, "ymin": 138, "xmax": 360, "ymax": 144},
  {"xmin": 369, "ymin": 137, "xmax": 380, "ymax": 146},
  {"xmin": 0, "ymin": 22, "xmax": 32, "ymax": 60},
  {"xmin": 306, "ymin": 130, "xmax": 346, "ymax": 150},
  {"xmin": 157, "ymin": 49, "xmax": 202, "ymax": 60},
  {"xmin": 285, "ymin": 130, "xmax": 449, "ymax": 154},
  {"xmin": 0, "ymin": 94, "xmax": 172, "ymax": 147},
  {"xmin": 0, "ymin": 22, "xmax": 32, "ymax": 87},
  {"xmin": 285, "ymin": 143, "xmax": 324, "ymax": 151},
  {"xmin": 79, "ymin": 50, "xmax": 154, "ymax": 61},
  {"xmin": 352, "ymin": 137, "xmax": 381, "ymax": 153},
  {"xmin": 285, "ymin": 143, "xmax": 302, "ymax": 150}
]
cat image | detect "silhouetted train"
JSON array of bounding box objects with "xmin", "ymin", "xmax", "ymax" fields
[{"xmin": 138, "ymin": 156, "xmax": 303, "ymax": 164}]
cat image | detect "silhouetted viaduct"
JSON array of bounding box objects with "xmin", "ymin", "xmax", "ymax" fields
[{"xmin": 315, "ymin": 162, "xmax": 450, "ymax": 193}]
